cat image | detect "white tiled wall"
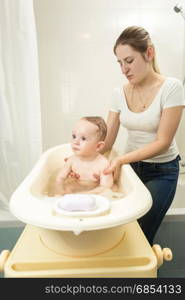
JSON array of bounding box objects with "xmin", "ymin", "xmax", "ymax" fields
[{"xmin": 33, "ymin": 0, "xmax": 185, "ymax": 155}]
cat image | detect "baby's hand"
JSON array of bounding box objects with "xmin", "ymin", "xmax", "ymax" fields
[
  {"xmin": 68, "ymin": 170, "xmax": 80, "ymax": 180},
  {"xmin": 64, "ymin": 157, "xmax": 80, "ymax": 179},
  {"xmin": 93, "ymin": 173, "xmax": 100, "ymax": 182}
]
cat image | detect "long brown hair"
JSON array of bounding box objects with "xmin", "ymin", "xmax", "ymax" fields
[{"xmin": 114, "ymin": 26, "xmax": 160, "ymax": 74}]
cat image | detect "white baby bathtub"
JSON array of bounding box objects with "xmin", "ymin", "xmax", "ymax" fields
[{"xmin": 9, "ymin": 144, "xmax": 152, "ymax": 236}]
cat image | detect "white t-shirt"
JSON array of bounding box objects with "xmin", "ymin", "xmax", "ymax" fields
[{"xmin": 110, "ymin": 77, "xmax": 185, "ymax": 163}]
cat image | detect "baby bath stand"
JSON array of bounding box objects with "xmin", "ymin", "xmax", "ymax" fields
[
  {"xmin": 0, "ymin": 144, "xmax": 173, "ymax": 277},
  {"xmin": 0, "ymin": 222, "xmax": 172, "ymax": 277}
]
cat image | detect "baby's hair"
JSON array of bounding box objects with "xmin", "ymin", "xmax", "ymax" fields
[{"xmin": 81, "ymin": 116, "xmax": 107, "ymax": 141}]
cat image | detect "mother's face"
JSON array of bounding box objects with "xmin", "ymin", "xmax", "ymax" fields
[{"xmin": 115, "ymin": 44, "xmax": 150, "ymax": 85}]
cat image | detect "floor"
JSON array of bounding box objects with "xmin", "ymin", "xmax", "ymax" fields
[
  {"xmin": 154, "ymin": 221, "xmax": 185, "ymax": 278},
  {"xmin": 0, "ymin": 226, "xmax": 24, "ymax": 278}
]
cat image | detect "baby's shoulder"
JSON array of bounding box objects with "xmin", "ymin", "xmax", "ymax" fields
[{"xmin": 97, "ymin": 154, "xmax": 110, "ymax": 167}]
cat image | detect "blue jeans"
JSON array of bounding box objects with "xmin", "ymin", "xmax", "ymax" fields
[{"xmin": 130, "ymin": 155, "xmax": 180, "ymax": 245}]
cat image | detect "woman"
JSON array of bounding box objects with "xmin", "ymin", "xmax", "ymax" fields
[{"xmin": 103, "ymin": 26, "xmax": 185, "ymax": 245}]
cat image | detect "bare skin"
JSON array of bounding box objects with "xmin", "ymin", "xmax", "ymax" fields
[
  {"xmin": 101, "ymin": 44, "xmax": 184, "ymax": 178},
  {"xmin": 54, "ymin": 154, "xmax": 113, "ymax": 196},
  {"xmin": 52, "ymin": 119, "xmax": 114, "ymax": 197}
]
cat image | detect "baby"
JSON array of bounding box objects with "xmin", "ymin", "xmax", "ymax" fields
[{"xmin": 54, "ymin": 116, "xmax": 114, "ymax": 196}]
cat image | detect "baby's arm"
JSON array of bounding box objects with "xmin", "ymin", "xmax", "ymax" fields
[
  {"xmin": 84, "ymin": 160, "xmax": 114, "ymax": 195},
  {"xmin": 84, "ymin": 175, "xmax": 113, "ymax": 195},
  {"xmin": 54, "ymin": 158, "xmax": 73, "ymax": 195}
]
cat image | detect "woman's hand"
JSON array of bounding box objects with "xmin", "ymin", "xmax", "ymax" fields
[{"xmin": 103, "ymin": 157, "xmax": 122, "ymax": 183}]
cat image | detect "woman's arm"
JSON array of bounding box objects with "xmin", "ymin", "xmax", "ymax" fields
[
  {"xmin": 102, "ymin": 111, "xmax": 120, "ymax": 153},
  {"xmin": 105, "ymin": 106, "xmax": 184, "ymax": 173}
]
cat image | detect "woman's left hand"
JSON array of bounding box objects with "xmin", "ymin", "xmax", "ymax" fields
[{"xmin": 103, "ymin": 157, "xmax": 122, "ymax": 183}]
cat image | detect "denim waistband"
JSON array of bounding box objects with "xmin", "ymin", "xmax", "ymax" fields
[
  {"xmin": 139, "ymin": 155, "xmax": 181, "ymax": 166},
  {"xmin": 131, "ymin": 155, "xmax": 180, "ymax": 182}
]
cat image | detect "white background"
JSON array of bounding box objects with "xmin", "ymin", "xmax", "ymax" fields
[{"xmin": 33, "ymin": 0, "xmax": 185, "ymax": 155}]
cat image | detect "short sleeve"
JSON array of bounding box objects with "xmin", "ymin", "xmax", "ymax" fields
[
  {"xmin": 162, "ymin": 78, "xmax": 185, "ymax": 109},
  {"xmin": 109, "ymin": 87, "xmax": 122, "ymax": 113}
]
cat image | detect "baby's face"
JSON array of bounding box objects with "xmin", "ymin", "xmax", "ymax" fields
[{"xmin": 71, "ymin": 119, "xmax": 100, "ymax": 157}]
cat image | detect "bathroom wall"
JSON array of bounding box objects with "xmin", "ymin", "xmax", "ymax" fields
[
  {"xmin": 33, "ymin": 0, "xmax": 185, "ymax": 154},
  {"xmin": 176, "ymin": 18, "xmax": 185, "ymax": 159}
]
